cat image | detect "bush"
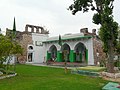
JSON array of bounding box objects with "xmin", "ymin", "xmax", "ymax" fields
[
  {"xmin": 0, "ymin": 68, "xmax": 6, "ymax": 74},
  {"xmin": 114, "ymin": 60, "xmax": 120, "ymax": 67}
]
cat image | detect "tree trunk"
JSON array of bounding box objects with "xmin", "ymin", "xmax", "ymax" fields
[{"xmin": 107, "ymin": 41, "xmax": 114, "ymax": 73}]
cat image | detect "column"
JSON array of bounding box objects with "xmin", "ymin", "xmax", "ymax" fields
[
  {"xmin": 31, "ymin": 27, "xmax": 34, "ymax": 33},
  {"xmin": 70, "ymin": 50, "xmax": 75, "ymax": 62},
  {"xmin": 86, "ymin": 49, "xmax": 88, "ymax": 62},
  {"xmin": 47, "ymin": 51, "xmax": 51, "ymax": 61},
  {"xmin": 36, "ymin": 27, "xmax": 39, "ymax": 33},
  {"xmin": 25, "ymin": 25, "xmax": 28, "ymax": 32},
  {"xmin": 80, "ymin": 53, "xmax": 82, "ymax": 62},
  {"xmin": 57, "ymin": 51, "xmax": 62, "ymax": 62}
]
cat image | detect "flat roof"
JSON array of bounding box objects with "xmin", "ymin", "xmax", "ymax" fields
[{"xmin": 43, "ymin": 33, "xmax": 92, "ymax": 43}]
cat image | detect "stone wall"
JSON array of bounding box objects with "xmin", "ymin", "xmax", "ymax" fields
[
  {"xmin": 6, "ymin": 24, "xmax": 49, "ymax": 63},
  {"xmin": 80, "ymin": 28, "xmax": 106, "ymax": 65},
  {"xmin": 18, "ymin": 34, "xmax": 33, "ymax": 62}
]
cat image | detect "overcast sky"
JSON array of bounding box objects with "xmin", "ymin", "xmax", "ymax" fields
[{"xmin": 0, "ymin": 0, "xmax": 120, "ymax": 36}]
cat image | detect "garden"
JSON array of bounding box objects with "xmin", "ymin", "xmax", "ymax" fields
[{"xmin": 0, "ymin": 64, "xmax": 108, "ymax": 90}]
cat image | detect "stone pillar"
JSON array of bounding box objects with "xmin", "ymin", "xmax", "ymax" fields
[
  {"xmin": 47, "ymin": 51, "xmax": 51, "ymax": 61},
  {"xmin": 25, "ymin": 25, "xmax": 28, "ymax": 32},
  {"xmin": 36, "ymin": 27, "xmax": 39, "ymax": 33},
  {"xmin": 92, "ymin": 29, "xmax": 96, "ymax": 35},
  {"xmin": 31, "ymin": 27, "xmax": 34, "ymax": 33},
  {"xmin": 57, "ymin": 51, "xmax": 62, "ymax": 62},
  {"xmin": 85, "ymin": 49, "xmax": 88, "ymax": 62},
  {"xmin": 41, "ymin": 27, "xmax": 44, "ymax": 34},
  {"xmin": 70, "ymin": 50, "xmax": 75, "ymax": 62},
  {"xmin": 80, "ymin": 28, "xmax": 88, "ymax": 34}
]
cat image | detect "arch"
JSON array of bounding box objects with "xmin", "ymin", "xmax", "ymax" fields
[
  {"xmin": 48, "ymin": 45, "xmax": 57, "ymax": 61},
  {"xmin": 62, "ymin": 43, "xmax": 71, "ymax": 62},
  {"xmin": 74, "ymin": 42, "xmax": 86, "ymax": 62},
  {"xmin": 28, "ymin": 46, "xmax": 33, "ymax": 50}
]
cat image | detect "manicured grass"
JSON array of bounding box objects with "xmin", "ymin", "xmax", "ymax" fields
[
  {"xmin": 0, "ymin": 64, "xmax": 108, "ymax": 90},
  {"xmin": 78, "ymin": 66, "xmax": 106, "ymax": 72}
]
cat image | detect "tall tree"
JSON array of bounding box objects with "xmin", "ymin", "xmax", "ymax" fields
[
  {"xmin": 69, "ymin": 0, "xmax": 118, "ymax": 73},
  {"xmin": 116, "ymin": 27, "xmax": 120, "ymax": 54}
]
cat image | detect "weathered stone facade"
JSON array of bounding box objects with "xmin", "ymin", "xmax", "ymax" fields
[
  {"xmin": 6, "ymin": 24, "xmax": 49, "ymax": 63},
  {"xmin": 80, "ymin": 28, "xmax": 106, "ymax": 65},
  {"xmin": 6, "ymin": 25, "xmax": 105, "ymax": 65}
]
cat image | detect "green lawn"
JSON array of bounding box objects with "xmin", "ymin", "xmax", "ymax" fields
[
  {"xmin": 78, "ymin": 66, "xmax": 106, "ymax": 72},
  {"xmin": 0, "ymin": 64, "xmax": 108, "ymax": 90}
]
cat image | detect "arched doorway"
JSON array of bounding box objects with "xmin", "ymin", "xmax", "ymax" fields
[
  {"xmin": 49, "ymin": 45, "xmax": 57, "ymax": 61},
  {"xmin": 74, "ymin": 42, "xmax": 86, "ymax": 63},
  {"xmin": 62, "ymin": 43, "xmax": 71, "ymax": 62},
  {"xmin": 28, "ymin": 46, "xmax": 33, "ymax": 62}
]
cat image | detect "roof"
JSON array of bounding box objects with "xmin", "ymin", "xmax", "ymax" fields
[{"xmin": 43, "ymin": 33, "xmax": 92, "ymax": 43}]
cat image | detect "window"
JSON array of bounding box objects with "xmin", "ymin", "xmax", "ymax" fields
[
  {"xmin": 35, "ymin": 41, "xmax": 43, "ymax": 46},
  {"xmin": 28, "ymin": 46, "xmax": 33, "ymax": 50}
]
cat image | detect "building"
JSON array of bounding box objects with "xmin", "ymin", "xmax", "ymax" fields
[{"xmin": 6, "ymin": 24, "xmax": 105, "ymax": 65}]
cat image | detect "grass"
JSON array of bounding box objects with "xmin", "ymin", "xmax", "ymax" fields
[
  {"xmin": 0, "ymin": 64, "xmax": 108, "ymax": 90},
  {"xmin": 78, "ymin": 66, "xmax": 106, "ymax": 72}
]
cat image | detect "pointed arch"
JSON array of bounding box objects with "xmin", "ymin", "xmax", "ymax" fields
[
  {"xmin": 48, "ymin": 45, "xmax": 57, "ymax": 61},
  {"xmin": 61, "ymin": 43, "xmax": 71, "ymax": 62},
  {"xmin": 74, "ymin": 42, "xmax": 87, "ymax": 62}
]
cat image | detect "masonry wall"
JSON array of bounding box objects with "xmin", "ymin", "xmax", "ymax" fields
[{"xmin": 17, "ymin": 33, "xmax": 33, "ymax": 63}]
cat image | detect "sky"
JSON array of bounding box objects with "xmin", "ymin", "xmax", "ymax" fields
[{"xmin": 0, "ymin": 0, "xmax": 120, "ymax": 36}]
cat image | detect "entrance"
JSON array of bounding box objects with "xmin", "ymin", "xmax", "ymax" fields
[
  {"xmin": 62, "ymin": 44, "xmax": 70, "ymax": 62},
  {"xmin": 28, "ymin": 53, "xmax": 33, "ymax": 62},
  {"xmin": 49, "ymin": 45, "xmax": 57, "ymax": 61},
  {"xmin": 74, "ymin": 42, "xmax": 86, "ymax": 63}
]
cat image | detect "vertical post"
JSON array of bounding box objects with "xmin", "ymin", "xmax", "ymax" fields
[
  {"xmin": 47, "ymin": 51, "xmax": 51, "ymax": 61},
  {"xmin": 25, "ymin": 25, "xmax": 28, "ymax": 32},
  {"xmin": 57, "ymin": 51, "xmax": 62, "ymax": 62},
  {"xmin": 31, "ymin": 27, "xmax": 34, "ymax": 33},
  {"xmin": 70, "ymin": 50, "xmax": 75, "ymax": 62},
  {"xmin": 63, "ymin": 50, "xmax": 68, "ymax": 74},
  {"xmin": 86, "ymin": 49, "xmax": 88, "ymax": 62},
  {"xmin": 80, "ymin": 53, "xmax": 82, "ymax": 62}
]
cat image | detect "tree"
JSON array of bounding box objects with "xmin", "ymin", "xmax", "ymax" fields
[
  {"xmin": 116, "ymin": 27, "xmax": 120, "ymax": 62},
  {"xmin": 0, "ymin": 34, "xmax": 13, "ymax": 68},
  {"xmin": 69, "ymin": 0, "xmax": 118, "ymax": 73},
  {"xmin": 0, "ymin": 34, "xmax": 23, "ymax": 71}
]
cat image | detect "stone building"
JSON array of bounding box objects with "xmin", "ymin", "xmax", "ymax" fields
[
  {"xmin": 80, "ymin": 28, "xmax": 106, "ymax": 65},
  {"xmin": 6, "ymin": 24, "xmax": 49, "ymax": 63},
  {"xmin": 6, "ymin": 25, "xmax": 105, "ymax": 65}
]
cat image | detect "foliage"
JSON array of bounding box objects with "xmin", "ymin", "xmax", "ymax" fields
[
  {"xmin": 0, "ymin": 65, "xmax": 108, "ymax": 90},
  {"xmin": 99, "ymin": 21, "xmax": 118, "ymax": 53},
  {"xmin": 69, "ymin": 0, "xmax": 118, "ymax": 73},
  {"xmin": 116, "ymin": 27, "xmax": 120, "ymax": 54},
  {"xmin": 0, "ymin": 34, "xmax": 23, "ymax": 69}
]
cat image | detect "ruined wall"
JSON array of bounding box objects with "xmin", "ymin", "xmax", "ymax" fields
[
  {"xmin": 93, "ymin": 37, "xmax": 106, "ymax": 65},
  {"xmin": 6, "ymin": 24, "xmax": 49, "ymax": 63},
  {"xmin": 80, "ymin": 28, "xmax": 106, "ymax": 65},
  {"xmin": 18, "ymin": 33, "xmax": 33, "ymax": 63}
]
